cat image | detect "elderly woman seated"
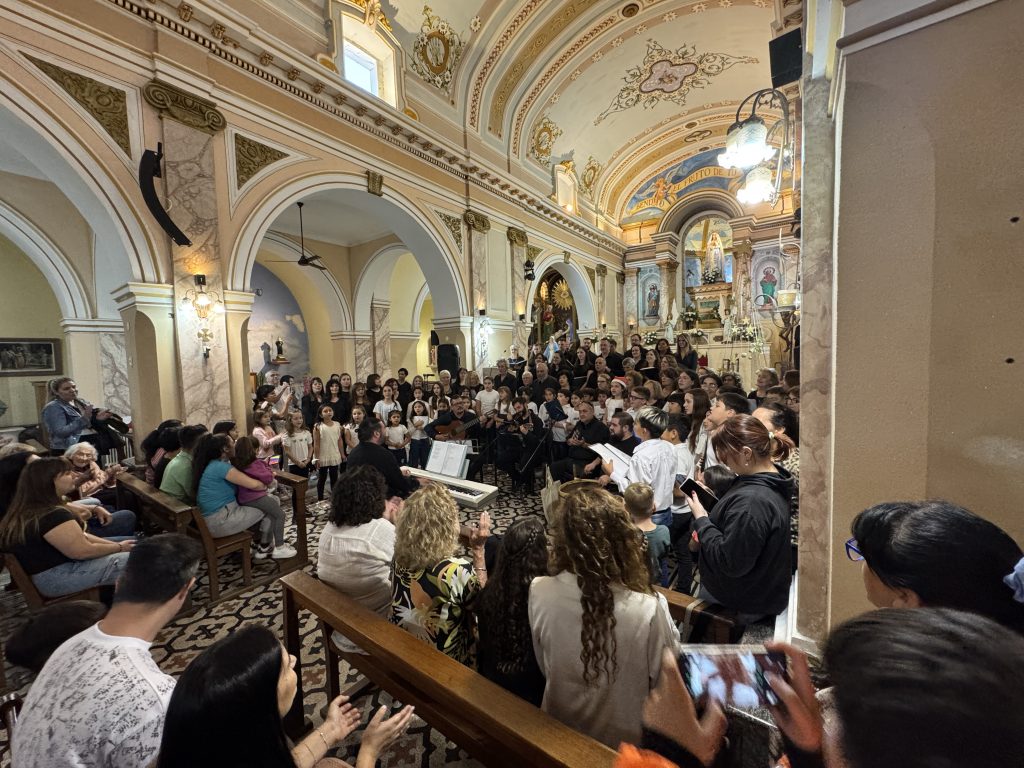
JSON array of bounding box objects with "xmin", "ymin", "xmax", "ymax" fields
[
  {"xmin": 62, "ymin": 443, "xmax": 135, "ymax": 539},
  {"xmin": 391, "ymin": 484, "xmax": 489, "ymax": 664}
]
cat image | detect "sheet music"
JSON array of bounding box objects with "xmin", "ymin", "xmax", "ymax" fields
[
  {"xmin": 591, "ymin": 443, "xmax": 630, "ymax": 477},
  {"xmin": 425, "ymin": 443, "xmax": 446, "ymax": 473},
  {"xmin": 426, "ymin": 441, "xmax": 470, "ymax": 478}
]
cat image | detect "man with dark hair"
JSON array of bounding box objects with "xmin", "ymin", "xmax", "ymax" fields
[
  {"xmin": 700, "ymin": 392, "xmax": 751, "ymax": 468},
  {"xmin": 395, "ymin": 368, "xmax": 413, "ymax": 410},
  {"xmin": 14, "ymin": 534, "xmax": 202, "ymax": 768},
  {"xmin": 602, "ymin": 406, "xmax": 677, "ymax": 517},
  {"xmin": 608, "ymin": 412, "xmax": 641, "ymax": 455},
  {"xmin": 159, "ymin": 423, "xmax": 208, "ymax": 503},
  {"xmin": 530, "ymin": 361, "xmax": 558, "ymax": 406},
  {"xmin": 599, "ymin": 337, "xmax": 624, "ymax": 376},
  {"xmin": 346, "ymin": 415, "xmax": 421, "ymax": 498},
  {"xmin": 551, "ymin": 400, "xmax": 610, "ymax": 482}
]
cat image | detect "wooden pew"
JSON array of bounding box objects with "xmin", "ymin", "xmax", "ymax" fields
[
  {"xmin": 115, "ymin": 471, "xmax": 309, "ymax": 604},
  {"xmin": 280, "ymin": 571, "xmax": 618, "ymax": 768},
  {"xmin": 656, "ymin": 586, "xmax": 740, "ymax": 644}
]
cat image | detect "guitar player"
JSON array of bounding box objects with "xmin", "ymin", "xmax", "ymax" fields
[{"xmin": 426, "ymin": 395, "xmax": 486, "ymax": 480}]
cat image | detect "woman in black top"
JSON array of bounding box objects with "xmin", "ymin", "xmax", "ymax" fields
[
  {"xmin": 301, "ymin": 376, "xmax": 327, "ymax": 428},
  {"xmin": 476, "ymin": 517, "xmax": 549, "ymax": 706},
  {"xmin": 324, "ymin": 379, "xmax": 349, "ymax": 424},
  {"xmin": 365, "ymin": 374, "xmax": 383, "ymax": 407},
  {"xmin": 673, "ymin": 335, "xmax": 699, "ymax": 371}
]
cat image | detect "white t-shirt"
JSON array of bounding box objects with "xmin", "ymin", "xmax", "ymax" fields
[
  {"xmin": 408, "ymin": 413, "xmax": 429, "ymax": 440},
  {"xmin": 13, "ymin": 622, "xmax": 175, "ymax": 768},
  {"xmin": 385, "ymin": 424, "xmax": 408, "ymax": 449},
  {"xmin": 475, "ymin": 388, "xmax": 500, "ymax": 418},
  {"xmin": 605, "ymin": 398, "xmax": 624, "ymax": 422},
  {"xmin": 283, "ymin": 429, "xmax": 313, "ymax": 464},
  {"xmin": 373, "ymin": 400, "xmax": 401, "ymax": 423}
]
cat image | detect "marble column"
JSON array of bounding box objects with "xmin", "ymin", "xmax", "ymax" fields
[
  {"xmin": 222, "ymin": 289, "xmax": 256, "ymax": 431},
  {"xmin": 623, "ymin": 268, "xmax": 638, "ymax": 344},
  {"xmin": 616, "ymin": 271, "xmax": 626, "ymax": 343},
  {"xmin": 60, "ymin": 318, "xmax": 131, "ymax": 420},
  {"xmin": 595, "ymin": 264, "xmax": 608, "ymax": 327},
  {"xmin": 371, "ymin": 300, "xmax": 391, "ymax": 379},
  {"xmin": 112, "ymin": 282, "xmax": 180, "ymax": 439},
  {"xmin": 150, "ymin": 86, "xmax": 233, "ymax": 426},
  {"xmin": 353, "ymin": 333, "xmax": 374, "ymax": 382},
  {"xmin": 793, "ymin": 73, "xmax": 836, "ymax": 648},
  {"xmin": 507, "ymin": 226, "xmax": 530, "ymax": 353},
  {"xmin": 464, "ymin": 211, "xmax": 490, "ymax": 314}
]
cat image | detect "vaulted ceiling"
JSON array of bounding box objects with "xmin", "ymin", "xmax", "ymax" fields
[{"xmin": 261, "ymin": 0, "xmax": 801, "ymax": 226}]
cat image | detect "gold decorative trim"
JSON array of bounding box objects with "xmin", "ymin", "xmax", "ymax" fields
[
  {"xmin": 234, "ymin": 134, "xmax": 288, "ymax": 189},
  {"xmin": 506, "ymin": 227, "xmax": 528, "ymax": 247},
  {"xmin": 596, "ymin": 264, "xmax": 608, "ymax": 278},
  {"xmin": 142, "ymin": 80, "xmax": 225, "ymax": 134},
  {"xmin": 463, "ymin": 210, "xmax": 491, "ymax": 233},
  {"xmin": 25, "ymin": 55, "xmax": 131, "ymax": 154},
  {"xmin": 434, "ymin": 210, "xmax": 463, "ymax": 252},
  {"xmin": 367, "ymin": 171, "xmax": 384, "ymax": 196},
  {"xmin": 527, "ymin": 245, "xmax": 543, "ymax": 262},
  {"xmin": 529, "ymin": 115, "xmax": 562, "ymax": 165}
]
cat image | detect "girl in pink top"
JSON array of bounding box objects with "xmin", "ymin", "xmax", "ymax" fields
[
  {"xmin": 252, "ymin": 409, "xmax": 283, "ymax": 462},
  {"xmin": 231, "ymin": 436, "xmax": 294, "ymax": 560}
]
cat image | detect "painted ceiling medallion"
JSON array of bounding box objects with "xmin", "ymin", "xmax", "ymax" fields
[
  {"xmin": 580, "ymin": 156, "xmax": 602, "ymax": 200},
  {"xmin": 596, "ymin": 39, "xmax": 757, "ymax": 124},
  {"xmin": 412, "ymin": 5, "xmax": 464, "ymax": 94},
  {"xmin": 529, "ymin": 116, "xmax": 563, "ymax": 165}
]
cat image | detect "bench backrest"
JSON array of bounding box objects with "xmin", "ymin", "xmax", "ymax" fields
[{"xmin": 281, "ymin": 571, "xmax": 617, "ymax": 768}]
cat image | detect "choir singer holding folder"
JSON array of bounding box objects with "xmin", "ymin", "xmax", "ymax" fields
[{"xmin": 600, "ymin": 406, "xmax": 677, "ymax": 518}]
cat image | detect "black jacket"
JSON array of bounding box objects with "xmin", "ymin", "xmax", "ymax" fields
[
  {"xmin": 346, "ymin": 441, "xmax": 419, "ymax": 498},
  {"xmin": 693, "ymin": 467, "xmax": 794, "ymax": 617}
]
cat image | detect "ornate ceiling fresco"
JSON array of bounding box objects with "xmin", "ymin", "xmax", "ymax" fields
[{"xmin": 259, "ymin": 0, "xmax": 799, "ymax": 226}]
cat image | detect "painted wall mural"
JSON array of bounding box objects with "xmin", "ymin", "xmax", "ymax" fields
[
  {"xmin": 750, "ymin": 243, "xmax": 785, "ymax": 310},
  {"xmin": 596, "ymin": 39, "xmax": 757, "ymax": 126},
  {"xmin": 247, "ymin": 263, "xmax": 311, "ymax": 378},
  {"xmin": 622, "ymin": 148, "xmax": 741, "ymax": 225}
]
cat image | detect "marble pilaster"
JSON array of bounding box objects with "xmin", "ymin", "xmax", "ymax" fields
[
  {"xmin": 794, "ymin": 73, "xmax": 836, "ymax": 646},
  {"xmin": 223, "ymin": 290, "xmax": 256, "ymax": 431},
  {"xmin": 595, "ymin": 264, "xmax": 607, "ymax": 326},
  {"xmin": 98, "ymin": 332, "xmax": 130, "ymax": 418},
  {"xmin": 353, "ymin": 334, "xmax": 374, "ymax": 382},
  {"xmin": 616, "ymin": 271, "xmax": 626, "ymax": 343},
  {"xmin": 464, "ymin": 211, "xmax": 490, "ymax": 313},
  {"xmin": 507, "ymin": 227, "xmax": 530, "ymax": 352},
  {"xmin": 162, "ymin": 116, "xmax": 232, "ymax": 426},
  {"xmin": 652, "ymin": 232, "xmax": 680, "ymax": 325},
  {"xmin": 623, "ymin": 268, "xmax": 638, "ymax": 342},
  {"xmin": 371, "ymin": 301, "xmax": 391, "ymax": 379}
]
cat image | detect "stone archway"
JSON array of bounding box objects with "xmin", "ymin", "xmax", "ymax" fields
[{"xmin": 522, "ymin": 254, "xmax": 599, "ymax": 340}]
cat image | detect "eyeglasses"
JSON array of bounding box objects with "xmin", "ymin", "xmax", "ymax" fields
[
  {"xmin": 629, "ymin": 395, "xmax": 644, "ymax": 400},
  {"xmin": 845, "ymin": 537, "xmax": 864, "ymax": 562}
]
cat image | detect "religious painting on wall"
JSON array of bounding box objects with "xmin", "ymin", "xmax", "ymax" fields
[
  {"xmin": 683, "ymin": 215, "xmax": 734, "ymax": 284},
  {"xmin": 529, "ymin": 269, "xmax": 578, "ymax": 346},
  {"xmin": 750, "ymin": 244, "xmax": 784, "ymax": 310},
  {"xmin": 637, "ymin": 265, "xmax": 661, "ymax": 326},
  {"xmin": 0, "ymin": 339, "xmax": 61, "ymax": 376}
]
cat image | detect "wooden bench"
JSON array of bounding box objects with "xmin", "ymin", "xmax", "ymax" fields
[
  {"xmin": 656, "ymin": 586, "xmax": 740, "ymax": 644},
  {"xmin": 3, "ymin": 554, "xmax": 101, "ymax": 611},
  {"xmin": 115, "ymin": 470, "xmax": 309, "ymax": 604},
  {"xmin": 280, "ymin": 571, "xmax": 618, "ymax": 768}
]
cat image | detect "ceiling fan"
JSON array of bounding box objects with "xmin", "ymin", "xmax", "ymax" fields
[{"xmin": 295, "ymin": 201, "xmax": 328, "ymax": 271}]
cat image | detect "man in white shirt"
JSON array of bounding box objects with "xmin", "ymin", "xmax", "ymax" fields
[
  {"xmin": 13, "ymin": 534, "xmax": 202, "ymax": 768},
  {"xmin": 602, "ymin": 406, "xmax": 677, "ymax": 515}
]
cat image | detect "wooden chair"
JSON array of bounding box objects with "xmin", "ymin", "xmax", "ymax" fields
[
  {"xmin": 3, "ymin": 554, "xmax": 101, "ymax": 611},
  {"xmin": 188, "ymin": 508, "xmax": 252, "ymax": 602}
]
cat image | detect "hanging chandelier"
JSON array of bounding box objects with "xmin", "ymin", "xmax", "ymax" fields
[{"xmin": 719, "ymin": 88, "xmax": 792, "ymax": 207}]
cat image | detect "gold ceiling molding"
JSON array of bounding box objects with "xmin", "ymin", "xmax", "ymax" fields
[
  {"xmin": 143, "ymin": 80, "xmax": 226, "ymax": 133},
  {"xmin": 433, "ymin": 210, "xmax": 463, "ymax": 252},
  {"xmin": 579, "ymin": 157, "xmax": 601, "ymax": 200},
  {"xmin": 411, "ymin": 5, "xmax": 464, "ymax": 95},
  {"xmin": 487, "ymin": 0, "xmax": 604, "ymax": 137},
  {"xmin": 529, "ymin": 116, "xmax": 563, "ymax": 165},
  {"xmin": 24, "ymin": 54, "xmax": 131, "ymax": 155},
  {"xmin": 234, "ymin": 134, "xmax": 288, "ymax": 188},
  {"xmin": 527, "ymin": 245, "xmax": 543, "ymax": 262},
  {"xmin": 468, "ymin": 0, "xmax": 546, "ymax": 130}
]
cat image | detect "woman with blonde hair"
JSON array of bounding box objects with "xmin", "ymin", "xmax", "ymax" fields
[
  {"xmin": 528, "ymin": 485, "xmax": 679, "ymax": 748},
  {"xmin": 391, "ymin": 484, "xmax": 490, "ymax": 664}
]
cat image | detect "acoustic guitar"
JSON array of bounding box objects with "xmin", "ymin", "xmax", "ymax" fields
[{"xmin": 433, "ymin": 415, "xmax": 481, "ymax": 441}]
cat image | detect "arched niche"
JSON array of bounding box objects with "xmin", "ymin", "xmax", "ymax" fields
[
  {"xmin": 352, "ymin": 243, "xmax": 412, "ymax": 332},
  {"xmin": 523, "ymin": 254, "xmax": 598, "ymax": 338},
  {"xmin": 658, "ymin": 189, "xmax": 744, "ymax": 237},
  {"xmin": 229, "ymin": 174, "xmax": 469, "ymax": 325}
]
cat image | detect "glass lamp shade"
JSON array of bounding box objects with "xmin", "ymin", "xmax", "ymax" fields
[
  {"xmin": 737, "ymin": 164, "xmax": 774, "ymax": 205},
  {"xmin": 719, "ymin": 116, "xmax": 772, "ymax": 170}
]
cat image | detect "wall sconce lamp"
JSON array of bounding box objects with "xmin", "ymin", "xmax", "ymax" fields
[
  {"xmin": 181, "ymin": 274, "xmax": 224, "ymax": 359},
  {"xmin": 524, "ymin": 259, "xmax": 536, "ymax": 281}
]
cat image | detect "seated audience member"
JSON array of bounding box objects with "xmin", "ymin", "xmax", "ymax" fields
[
  {"xmin": 529, "ymin": 485, "xmax": 679, "ymax": 748},
  {"xmin": 13, "ymin": 534, "xmax": 201, "ymax": 768},
  {"xmin": 0, "ymin": 457, "xmax": 134, "ymax": 597},
  {"xmin": 318, "ymin": 466, "xmax": 396, "ymax": 650},
  {"xmin": 476, "ymin": 517, "xmax": 549, "ymax": 706},
  {"xmin": 346, "ymin": 415, "xmax": 420, "ymax": 499},
  {"xmin": 5, "ymin": 600, "xmax": 108, "ymax": 673},
  {"xmin": 626, "ymin": 609, "xmax": 1024, "ymax": 768},
  {"xmin": 232, "ymin": 436, "xmax": 294, "ymax": 560},
  {"xmin": 63, "ymin": 441, "xmax": 126, "ymax": 507},
  {"xmin": 624, "ymin": 483, "xmax": 670, "ymax": 587},
  {"xmin": 140, "ymin": 419, "xmax": 184, "ymax": 485},
  {"xmin": 192, "ymin": 434, "xmax": 279, "ymax": 543},
  {"xmin": 392, "ymin": 484, "xmax": 489, "ymax": 664},
  {"xmin": 159, "ymin": 424, "xmax": 208, "ymax": 503},
  {"xmin": 0, "ymin": 449, "xmax": 38, "ymax": 520},
  {"xmin": 41, "ymin": 377, "xmax": 115, "ymax": 454},
  {"xmin": 211, "ymin": 419, "xmax": 239, "ymax": 446},
  {"xmin": 155, "ymin": 624, "xmax": 414, "ymax": 768},
  {"xmin": 687, "ymin": 415, "xmax": 794, "ymax": 623},
  {"xmin": 551, "ymin": 400, "xmax": 610, "ymax": 482},
  {"xmin": 151, "ymin": 426, "xmax": 182, "ymax": 488},
  {"xmin": 848, "ymin": 500, "xmax": 1024, "ymax": 634}
]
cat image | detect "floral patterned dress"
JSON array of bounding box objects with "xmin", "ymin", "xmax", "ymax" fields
[{"xmin": 391, "ymin": 556, "xmax": 481, "ymax": 665}]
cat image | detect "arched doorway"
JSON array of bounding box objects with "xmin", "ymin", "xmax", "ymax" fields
[
  {"xmin": 528, "ymin": 269, "xmax": 579, "ymax": 347},
  {"xmin": 523, "ymin": 255, "xmax": 598, "ymax": 349}
]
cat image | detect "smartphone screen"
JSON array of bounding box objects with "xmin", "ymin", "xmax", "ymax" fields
[
  {"xmin": 679, "ymin": 645, "xmax": 787, "ymax": 709},
  {"xmin": 681, "ymin": 477, "xmax": 718, "ymax": 511}
]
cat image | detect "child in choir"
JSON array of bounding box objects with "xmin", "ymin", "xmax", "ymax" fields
[
  {"xmin": 624, "ymin": 482, "xmax": 670, "ymax": 587},
  {"xmin": 252, "ymin": 409, "xmax": 283, "ymax": 463},
  {"xmin": 407, "ymin": 399, "xmax": 431, "ymax": 469},
  {"xmin": 282, "ymin": 411, "xmax": 313, "ymax": 478},
  {"xmin": 343, "ymin": 403, "xmax": 366, "ymax": 456},
  {"xmin": 595, "ymin": 388, "xmax": 610, "ymax": 423},
  {"xmin": 547, "ymin": 389, "xmax": 576, "ymax": 461},
  {"xmin": 313, "ymin": 404, "xmax": 343, "ymax": 502},
  {"xmin": 406, "ymin": 385, "xmax": 426, "ymax": 421},
  {"xmin": 372, "ymin": 384, "xmax": 401, "ymax": 424},
  {"xmin": 606, "ymin": 380, "xmax": 626, "ymax": 424},
  {"xmin": 385, "ymin": 410, "xmax": 410, "ymax": 466},
  {"xmin": 231, "ymin": 436, "xmax": 293, "ymax": 560}
]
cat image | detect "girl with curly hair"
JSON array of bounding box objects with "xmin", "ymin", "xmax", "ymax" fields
[
  {"xmin": 528, "ymin": 485, "xmax": 679, "ymax": 748},
  {"xmin": 391, "ymin": 484, "xmax": 489, "ymax": 664},
  {"xmin": 476, "ymin": 518, "xmax": 549, "ymax": 705}
]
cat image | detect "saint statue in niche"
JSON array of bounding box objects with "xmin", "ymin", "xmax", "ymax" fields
[
  {"xmin": 707, "ymin": 231, "xmax": 726, "ymax": 279},
  {"xmin": 275, "ymin": 337, "xmax": 285, "ymax": 358},
  {"xmin": 646, "ymin": 282, "xmax": 660, "ymax": 320},
  {"xmin": 759, "ymin": 267, "xmax": 778, "ymax": 306}
]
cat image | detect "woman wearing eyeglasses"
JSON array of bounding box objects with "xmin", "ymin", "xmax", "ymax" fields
[{"xmin": 845, "ymin": 500, "xmax": 1024, "ymax": 634}]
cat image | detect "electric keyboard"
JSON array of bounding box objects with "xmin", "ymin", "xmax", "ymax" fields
[{"xmin": 405, "ymin": 468, "xmax": 499, "ymax": 509}]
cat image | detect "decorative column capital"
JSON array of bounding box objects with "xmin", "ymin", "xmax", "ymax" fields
[
  {"xmin": 616, "ymin": 271, "xmax": 626, "ymax": 285},
  {"xmin": 506, "ymin": 226, "xmax": 528, "ymax": 246},
  {"xmin": 464, "ymin": 210, "xmax": 491, "ymax": 233},
  {"xmin": 143, "ymin": 80, "xmax": 225, "ymax": 134},
  {"xmin": 366, "ymin": 171, "xmax": 384, "ymax": 196},
  {"xmin": 596, "ymin": 264, "xmax": 608, "ymax": 278}
]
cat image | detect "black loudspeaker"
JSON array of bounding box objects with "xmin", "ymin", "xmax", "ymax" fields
[
  {"xmin": 429, "ymin": 330, "xmax": 440, "ymax": 347},
  {"xmin": 769, "ymin": 28, "xmax": 802, "ymax": 88},
  {"xmin": 436, "ymin": 344, "xmax": 460, "ymax": 375}
]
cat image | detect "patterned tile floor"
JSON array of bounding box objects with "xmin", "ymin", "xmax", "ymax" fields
[{"xmin": 0, "ymin": 473, "xmax": 546, "ymax": 767}]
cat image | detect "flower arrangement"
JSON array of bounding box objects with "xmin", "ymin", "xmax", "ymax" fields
[
  {"xmin": 701, "ymin": 266, "xmax": 723, "ymax": 285},
  {"xmin": 732, "ymin": 318, "xmax": 758, "ymax": 342},
  {"xmin": 643, "ymin": 331, "xmax": 659, "ymax": 346}
]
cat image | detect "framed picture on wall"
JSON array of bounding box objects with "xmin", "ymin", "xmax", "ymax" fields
[{"xmin": 0, "ymin": 339, "xmax": 62, "ymax": 376}]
